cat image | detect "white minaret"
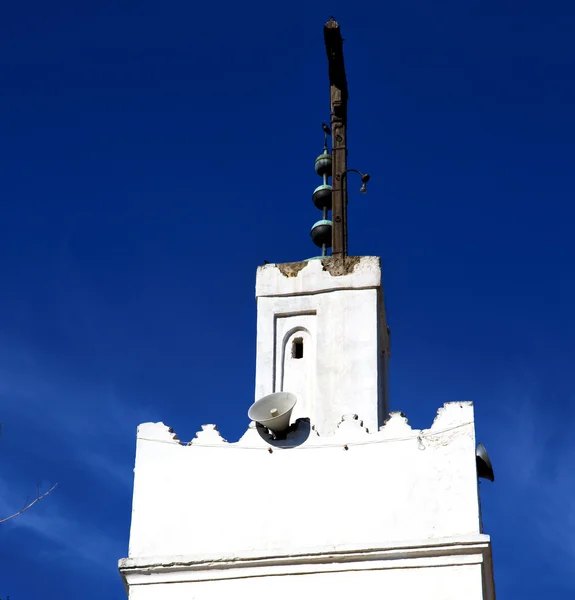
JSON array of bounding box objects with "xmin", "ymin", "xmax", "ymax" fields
[
  {"xmin": 254, "ymin": 256, "xmax": 390, "ymax": 436},
  {"xmin": 119, "ymin": 256, "xmax": 496, "ymax": 600},
  {"xmin": 119, "ymin": 18, "xmax": 496, "ymax": 600}
]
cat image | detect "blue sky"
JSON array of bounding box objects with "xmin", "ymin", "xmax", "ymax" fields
[{"xmin": 1, "ymin": 0, "xmax": 574, "ymax": 598}]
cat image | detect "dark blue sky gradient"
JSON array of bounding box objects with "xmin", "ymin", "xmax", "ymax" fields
[{"xmin": 1, "ymin": 1, "xmax": 574, "ymax": 598}]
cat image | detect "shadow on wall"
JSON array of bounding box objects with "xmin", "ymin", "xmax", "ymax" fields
[{"xmin": 254, "ymin": 418, "xmax": 312, "ymax": 448}]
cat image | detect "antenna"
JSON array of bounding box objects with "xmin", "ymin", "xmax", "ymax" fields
[
  {"xmin": 308, "ymin": 19, "xmax": 371, "ymax": 259},
  {"xmin": 324, "ymin": 17, "xmax": 348, "ymax": 258}
]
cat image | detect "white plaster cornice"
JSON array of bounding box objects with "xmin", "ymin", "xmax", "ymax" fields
[
  {"xmin": 120, "ymin": 535, "xmax": 493, "ymax": 589},
  {"xmin": 255, "ymin": 256, "xmax": 381, "ymax": 298}
]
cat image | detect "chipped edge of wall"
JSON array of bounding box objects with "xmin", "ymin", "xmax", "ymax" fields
[
  {"xmin": 277, "ymin": 261, "xmax": 308, "ymax": 277},
  {"xmin": 321, "ymin": 255, "xmax": 362, "ymax": 276},
  {"xmin": 275, "ymin": 256, "xmax": 364, "ymax": 279}
]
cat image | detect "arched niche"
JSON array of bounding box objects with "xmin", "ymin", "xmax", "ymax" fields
[{"xmin": 280, "ymin": 326, "xmax": 315, "ymax": 424}]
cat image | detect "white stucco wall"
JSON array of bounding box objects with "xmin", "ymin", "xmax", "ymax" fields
[
  {"xmin": 120, "ymin": 402, "xmax": 494, "ymax": 599},
  {"xmin": 255, "ymin": 257, "xmax": 390, "ymax": 436},
  {"xmin": 125, "ymin": 402, "xmax": 480, "ymax": 559}
]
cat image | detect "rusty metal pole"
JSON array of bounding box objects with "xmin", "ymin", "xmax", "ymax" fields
[{"xmin": 324, "ymin": 18, "xmax": 349, "ymax": 258}]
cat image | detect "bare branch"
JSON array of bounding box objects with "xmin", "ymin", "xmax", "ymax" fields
[{"xmin": 0, "ymin": 483, "xmax": 58, "ymax": 524}]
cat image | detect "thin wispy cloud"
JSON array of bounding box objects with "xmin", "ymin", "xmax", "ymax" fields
[
  {"xmin": 0, "ymin": 352, "xmax": 143, "ymax": 437},
  {"xmin": 82, "ymin": 451, "xmax": 134, "ymax": 489},
  {"xmin": 482, "ymin": 382, "xmax": 575, "ymax": 586},
  {"xmin": 0, "ymin": 338, "xmax": 137, "ymax": 578},
  {"xmin": 0, "ymin": 476, "xmax": 124, "ymax": 571},
  {"xmin": 0, "ymin": 335, "xmax": 147, "ymax": 490}
]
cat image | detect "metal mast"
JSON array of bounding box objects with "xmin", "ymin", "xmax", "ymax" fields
[{"xmin": 324, "ymin": 17, "xmax": 349, "ymax": 258}]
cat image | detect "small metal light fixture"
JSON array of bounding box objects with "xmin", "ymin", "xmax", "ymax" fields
[
  {"xmin": 359, "ymin": 173, "xmax": 370, "ymax": 194},
  {"xmin": 341, "ymin": 169, "xmax": 370, "ymax": 194}
]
